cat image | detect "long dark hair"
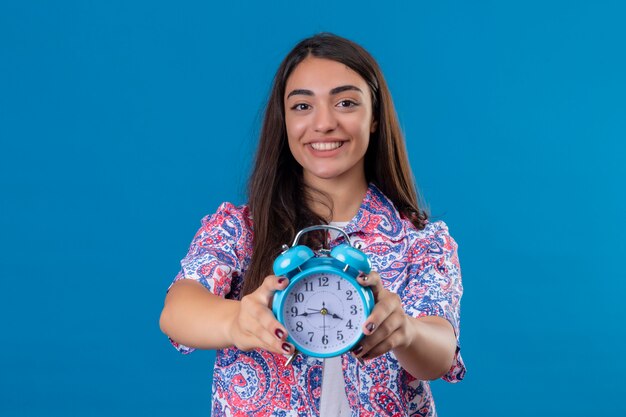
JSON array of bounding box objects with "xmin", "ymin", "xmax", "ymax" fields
[{"xmin": 243, "ymin": 33, "xmax": 428, "ymax": 296}]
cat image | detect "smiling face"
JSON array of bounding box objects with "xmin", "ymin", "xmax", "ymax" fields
[{"xmin": 284, "ymin": 57, "xmax": 376, "ymax": 188}]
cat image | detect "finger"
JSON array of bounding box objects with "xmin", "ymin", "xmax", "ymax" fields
[
  {"xmin": 257, "ymin": 317, "xmax": 294, "ymax": 354},
  {"xmin": 240, "ymin": 285, "xmax": 287, "ymax": 333},
  {"xmin": 255, "ymin": 275, "xmax": 290, "ymax": 305},
  {"xmin": 362, "ymin": 290, "xmax": 400, "ymax": 336},
  {"xmin": 244, "ymin": 323, "xmax": 293, "ymax": 355},
  {"xmin": 359, "ymin": 310, "xmax": 405, "ymax": 355},
  {"xmin": 351, "ymin": 291, "xmax": 404, "ymax": 358},
  {"xmin": 252, "ymin": 276, "xmax": 294, "ymax": 354},
  {"xmin": 356, "ymin": 270, "xmax": 384, "ymax": 300},
  {"xmin": 362, "ymin": 328, "xmax": 405, "ymax": 360},
  {"xmin": 240, "ymin": 299, "xmax": 293, "ymax": 354}
]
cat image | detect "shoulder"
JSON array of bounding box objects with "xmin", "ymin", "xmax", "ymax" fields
[
  {"xmin": 353, "ymin": 185, "xmax": 457, "ymax": 253},
  {"xmin": 412, "ymin": 220, "xmax": 452, "ymax": 240},
  {"xmin": 406, "ymin": 220, "xmax": 458, "ymax": 261},
  {"xmin": 201, "ymin": 202, "xmax": 251, "ymax": 225},
  {"xmin": 197, "ymin": 202, "xmax": 253, "ymax": 241}
]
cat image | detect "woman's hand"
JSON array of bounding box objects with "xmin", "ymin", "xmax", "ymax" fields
[
  {"xmin": 351, "ymin": 270, "xmax": 457, "ymax": 379},
  {"xmin": 230, "ymin": 275, "xmax": 295, "ymax": 355},
  {"xmin": 352, "ymin": 271, "xmax": 413, "ymax": 360}
]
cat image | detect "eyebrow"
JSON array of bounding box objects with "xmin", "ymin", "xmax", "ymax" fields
[{"xmin": 286, "ymin": 84, "xmax": 364, "ymax": 98}]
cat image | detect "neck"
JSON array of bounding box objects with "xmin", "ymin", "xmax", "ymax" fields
[{"xmin": 304, "ymin": 172, "xmax": 368, "ymax": 223}]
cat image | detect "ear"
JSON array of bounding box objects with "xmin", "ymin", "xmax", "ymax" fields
[{"xmin": 370, "ymin": 119, "xmax": 378, "ymax": 133}]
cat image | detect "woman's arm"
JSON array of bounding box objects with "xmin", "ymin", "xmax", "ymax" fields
[
  {"xmin": 353, "ymin": 272, "xmax": 457, "ymax": 380},
  {"xmin": 391, "ymin": 316, "xmax": 456, "ymax": 380},
  {"xmin": 159, "ymin": 277, "xmax": 294, "ymax": 355}
]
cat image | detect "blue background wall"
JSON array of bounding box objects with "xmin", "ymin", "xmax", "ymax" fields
[{"xmin": 2, "ymin": 1, "xmax": 625, "ymax": 416}]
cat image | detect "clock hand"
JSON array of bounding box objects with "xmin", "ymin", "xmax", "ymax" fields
[
  {"xmin": 315, "ymin": 301, "xmax": 344, "ymax": 321},
  {"xmin": 317, "ymin": 301, "xmax": 343, "ymax": 320}
]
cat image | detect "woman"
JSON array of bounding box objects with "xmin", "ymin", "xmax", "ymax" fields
[{"xmin": 160, "ymin": 33, "xmax": 465, "ymax": 416}]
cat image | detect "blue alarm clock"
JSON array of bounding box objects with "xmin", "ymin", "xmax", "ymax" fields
[{"xmin": 272, "ymin": 225, "xmax": 374, "ymax": 363}]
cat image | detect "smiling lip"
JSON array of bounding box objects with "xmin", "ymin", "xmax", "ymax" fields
[
  {"xmin": 309, "ymin": 141, "xmax": 344, "ymax": 151},
  {"xmin": 306, "ymin": 139, "xmax": 347, "ymax": 152}
]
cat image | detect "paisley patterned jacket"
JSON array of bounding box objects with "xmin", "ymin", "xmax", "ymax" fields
[{"xmin": 168, "ymin": 183, "xmax": 466, "ymax": 416}]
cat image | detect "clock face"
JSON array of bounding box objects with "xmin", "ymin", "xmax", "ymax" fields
[{"xmin": 280, "ymin": 272, "xmax": 368, "ymax": 356}]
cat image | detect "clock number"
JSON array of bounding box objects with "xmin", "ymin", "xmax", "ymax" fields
[
  {"xmin": 350, "ymin": 305, "xmax": 357, "ymax": 315},
  {"xmin": 345, "ymin": 320, "xmax": 353, "ymax": 329},
  {"xmin": 318, "ymin": 276, "xmax": 329, "ymax": 287},
  {"xmin": 336, "ymin": 280, "xmax": 342, "ymax": 290},
  {"xmin": 308, "ymin": 332, "xmax": 314, "ymax": 342},
  {"xmin": 290, "ymin": 306, "xmax": 299, "ymax": 317},
  {"xmin": 322, "ymin": 334, "xmax": 329, "ymax": 345},
  {"xmin": 336, "ymin": 330, "xmax": 344, "ymax": 341},
  {"xmin": 296, "ymin": 321, "xmax": 303, "ymax": 332},
  {"xmin": 304, "ymin": 281, "xmax": 313, "ymax": 292},
  {"xmin": 345, "ymin": 290, "xmax": 354, "ymax": 301},
  {"xmin": 292, "ymin": 292, "xmax": 304, "ymax": 303}
]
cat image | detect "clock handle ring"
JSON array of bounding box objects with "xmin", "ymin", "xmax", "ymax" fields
[{"xmin": 291, "ymin": 225, "xmax": 352, "ymax": 247}]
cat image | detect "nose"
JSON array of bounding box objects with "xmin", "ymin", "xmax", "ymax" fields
[{"xmin": 313, "ymin": 104, "xmax": 338, "ymax": 133}]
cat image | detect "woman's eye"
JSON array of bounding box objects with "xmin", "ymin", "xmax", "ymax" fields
[
  {"xmin": 337, "ymin": 100, "xmax": 357, "ymax": 108},
  {"xmin": 291, "ymin": 103, "xmax": 311, "ymax": 111}
]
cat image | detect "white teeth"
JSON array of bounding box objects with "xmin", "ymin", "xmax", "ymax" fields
[{"xmin": 310, "ymin": 141, "xmax": 343, "ymax": 151}]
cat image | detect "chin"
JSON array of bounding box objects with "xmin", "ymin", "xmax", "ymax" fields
[{"xmin": 305, "ymin": 168, "xmax": 346, "ymax": 181}]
